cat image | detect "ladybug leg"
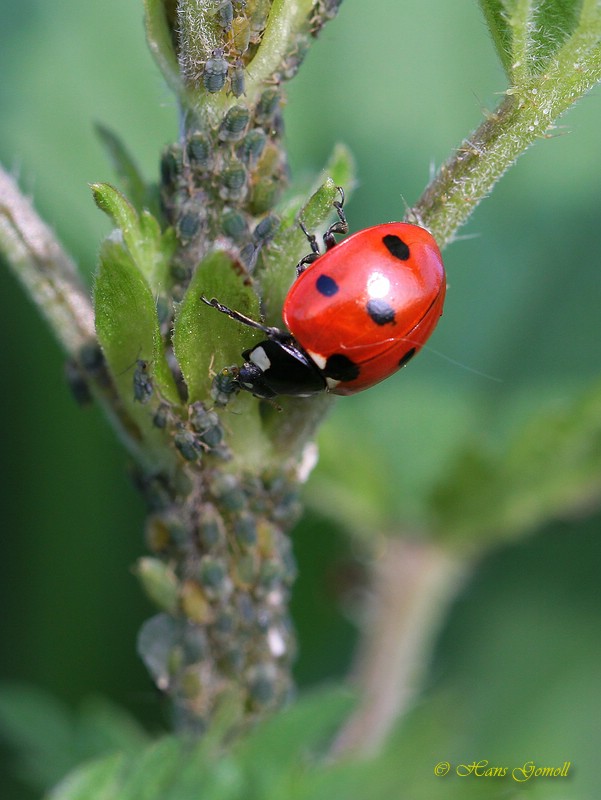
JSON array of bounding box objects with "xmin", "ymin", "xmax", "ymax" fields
[
  {"xmin": 322, "ymin": 186, "xmax": 348, "ymax": 250},
  {"xmin": 295, "ymin": 220, "xmax": 321, "ymax": 275},
  {"xmin": 295, "ymin": 252, "xmax": 319, "ymax": 276},
  {"xmin": 200, "ymin": 296, "xmax": 289, "ymax": 341},
  {"xmin": 295, "ymin": 188, "xmax": 348, "ymax": 275}
]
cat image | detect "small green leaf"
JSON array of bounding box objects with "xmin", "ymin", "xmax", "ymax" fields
[
  {"xmin": 94, "ymin": 237, "xmax": 179, "ymax": 411},
  {"xmin": 237, "ymin": 687, "xmax": 354, "ymax": 769},
  {"xmin": 143, "ymin": 0, "xmax": 181, "ymax": 96},
  {"xmin": 479, "ymin": 0, "xmax": 523, "ymax": 77},
  {"xmin": 117, "ymin": 738, "xmax": 183, "ymax": 799},
  {"xmin": 172, "ymin": 251, "xmax": 261, "ymax": 404},
  {"xmin": 47, "ymin": 753, "xmax": 125, "ymax": 800},
  {"xmin": 273, "ymin": 143, "xmax": 357, "ymax": 235},
  {"xmin": 161, "ymin": 742, "xmax": 242, "ymax": 800},
  {"xmin": 172, "ymin": 250, "xmax": 283, "ymax": 469},
  {"xmin": 258, "ymin": 178, "xmax": 345, "ymax": 324},
  {"xmin": 91, "ymin": 183, "xmax": 174, "ymax": 292},
  {"xmin": 0, "ymin": 684, "xmax": 75, "ymax": 790},
  {"xmin": 322, "ymin": 143, "xmax": 357, "ymax": 194},
  {"xmin": 94, "ymin": 124, "xmax": 154, "ymax": 215},
  {"xmin": 92, "ymin": 183, "xmax": 139, "ymax": 247},
  {"xmin": 75, "ymin": 697, "xmax": 149, "ymax": 759},
  {"xmin": 0, "ymin": 684, "xmax": 149, "ymax": 793}
]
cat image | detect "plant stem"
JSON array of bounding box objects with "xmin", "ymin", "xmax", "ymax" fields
[
  {"xmin": 412, "ymin": 14, "xmax": 601, "ymax": 246},
  {"xmin": 0, "ymin": 167, "xmax": 95, "ymax": 355},
  {"xmin": 331, "ymin": 537, "xmax": 465, "ymax": 756}
]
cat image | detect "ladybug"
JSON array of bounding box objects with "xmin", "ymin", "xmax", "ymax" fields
[{"xmin": 202, "ymin": 189, "xmax": 446, "ymax": 400}]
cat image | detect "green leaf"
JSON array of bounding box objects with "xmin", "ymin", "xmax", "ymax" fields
[
  {"xmin": 92, "ymin": 183, "xmax": 139, "ymax": 246},
  {"xmin": 42, "ymin": 689, "xmax": 354, "ymax": 800},
  {"xmin": 238, "ymin": 687, "xmax": 354, "ymax": 767},
  {"xmin": 47, "ymin": 753, "xmax": 126, "ymax": 800},
  {"xmin": 172, "ymin": 251, "xmax": 272, "ymax": 467},
  {"xmin": 143, "ymin": 0, "xmax": 181, "ymax": 96},
  {"xmin": 116, "ymin": 738, "xmax": 183, "ymax": 800},
  {"xmin": 74, "ymin": 697, "xmax": 149, "ymax": 759},
  {"xmin": 46, "ymin": 744, "xmax": 185, "ymax": 800},
  {"xmin": 161, "ymin": 746, "xmax": 242, "ymax": 800},
  {"xmin": 172, "ymin": 250, "xmax": 261, "ymax": 404},
  {"xmin": 431, "ymin": 379, "xmax": 601, "ymax": 548},
  {"xmin": 478, "ymin": 0, "xmax": 525, "ymax": 77},
  {"xmin": 91, "ymin": 183, "xmax": 174, "ymax": 293},
  {"xmin": 0, "ymin": 683, "xmax": 76, "ymax": 790},
  {"xmin": 94, "ymin": 124, "xmax": 155, "ymax": 216},
  {"xmin": 258, "ymin": 178, "xmax": 347, "ymax": 325},
  {"xmin": 94, "ymin": 237, "xmax": 180, "ymax": 418},
  {"xmin": 272, "ymin": 143, "xmax": 356, "ymax": 246},
  {"xmin": 0, "ymin": 685, "xmax": 149, "ymax": 794},
  {"xmin": 322, "ymin": 143, "xmax": 357, "ymax": 193}
]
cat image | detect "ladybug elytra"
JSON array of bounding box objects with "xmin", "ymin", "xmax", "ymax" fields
[{"xmin": 202, "ymin": 189, "xmax": 446, "ymax": 400}]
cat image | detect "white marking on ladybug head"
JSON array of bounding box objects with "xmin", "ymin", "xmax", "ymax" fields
[
  {"xmin": 250, "ymin": 346, "xmax": 271, "ymax": 372},
  {"xmin": 306, "ymin": 350, "xmax": 327, "ymax": 370}
]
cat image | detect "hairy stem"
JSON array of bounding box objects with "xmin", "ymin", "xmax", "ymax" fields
[
  {"xmin": 0, "ymin": 167, "xmax": 94, "ymax": 355},
  {"xmin": 411, "ymin": 11, "xmax": 601, "ymax": 246}
]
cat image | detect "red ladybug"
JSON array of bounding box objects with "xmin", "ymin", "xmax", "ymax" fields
[{"xmin": 202, "ymin": 189, "xmax": 445, "ymax": 400}]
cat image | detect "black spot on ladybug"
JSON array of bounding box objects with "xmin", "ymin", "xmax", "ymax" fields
[
  {"xmin": 398, "ymin": 348, "xmax": 416, "ymax": 368},
  {"xmin": 366, "ymin": 298, "xmax": 396, "ymax": 326},
  {"xmin": 324, "ymin": 354, "xmax": 360, "ymax": 382},
  {"xmin": 315, "ymin": 274, "xmax": 339, "ymax": 297},
  {"xmin": 383, "ymin": 234, "xmax": 410, "ymax": 261}
]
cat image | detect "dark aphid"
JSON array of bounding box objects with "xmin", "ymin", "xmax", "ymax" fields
[
  {"xmin": 218, "ymin": 105, "xmax": 250, "ymax": 141},
  {"xmin": 203, "ymin": 48, "xmax": 229, "ymax": 93}
]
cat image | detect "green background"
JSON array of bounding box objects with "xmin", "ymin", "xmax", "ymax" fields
[{"xmin": 1, "ymin": 0, "xmax": 600, "ymax": 797}]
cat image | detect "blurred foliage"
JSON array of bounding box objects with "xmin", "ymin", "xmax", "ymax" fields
[
  {"xmin": 0, "ymin": 682, "xmax": 563, "ymax": 799},
  {"xmin": 1, "ymin": 0, "xmax": 601, "ymax": 798},
  {"xmin": 0, "ymin": 686, "xmax": 148, "ymax": 793}
]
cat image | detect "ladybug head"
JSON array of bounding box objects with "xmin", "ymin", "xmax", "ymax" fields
[{"xmin": 237, "ymin": 338, "xmax": 327, "ymax": 399}]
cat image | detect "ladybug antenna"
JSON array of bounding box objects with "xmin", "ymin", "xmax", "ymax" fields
[
  {"xmin": 200, "ymin": 296, "xmax": 289, "ymax": 341},
  {"xmin": 408, "ymin": 338, "xmax": 504, "ymax": 384},
  {"xmin": 117, "ymin": 346, "xmax": 151, "ymax": 377}
]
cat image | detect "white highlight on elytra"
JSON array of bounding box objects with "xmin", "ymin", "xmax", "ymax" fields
[
  {"xmin": 367, "ymin": 272, "xmax": 391, "ymax": 299},
  {"xmin": 250, "ymin": 346, "xmax": 271, "ymax": 371}
]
